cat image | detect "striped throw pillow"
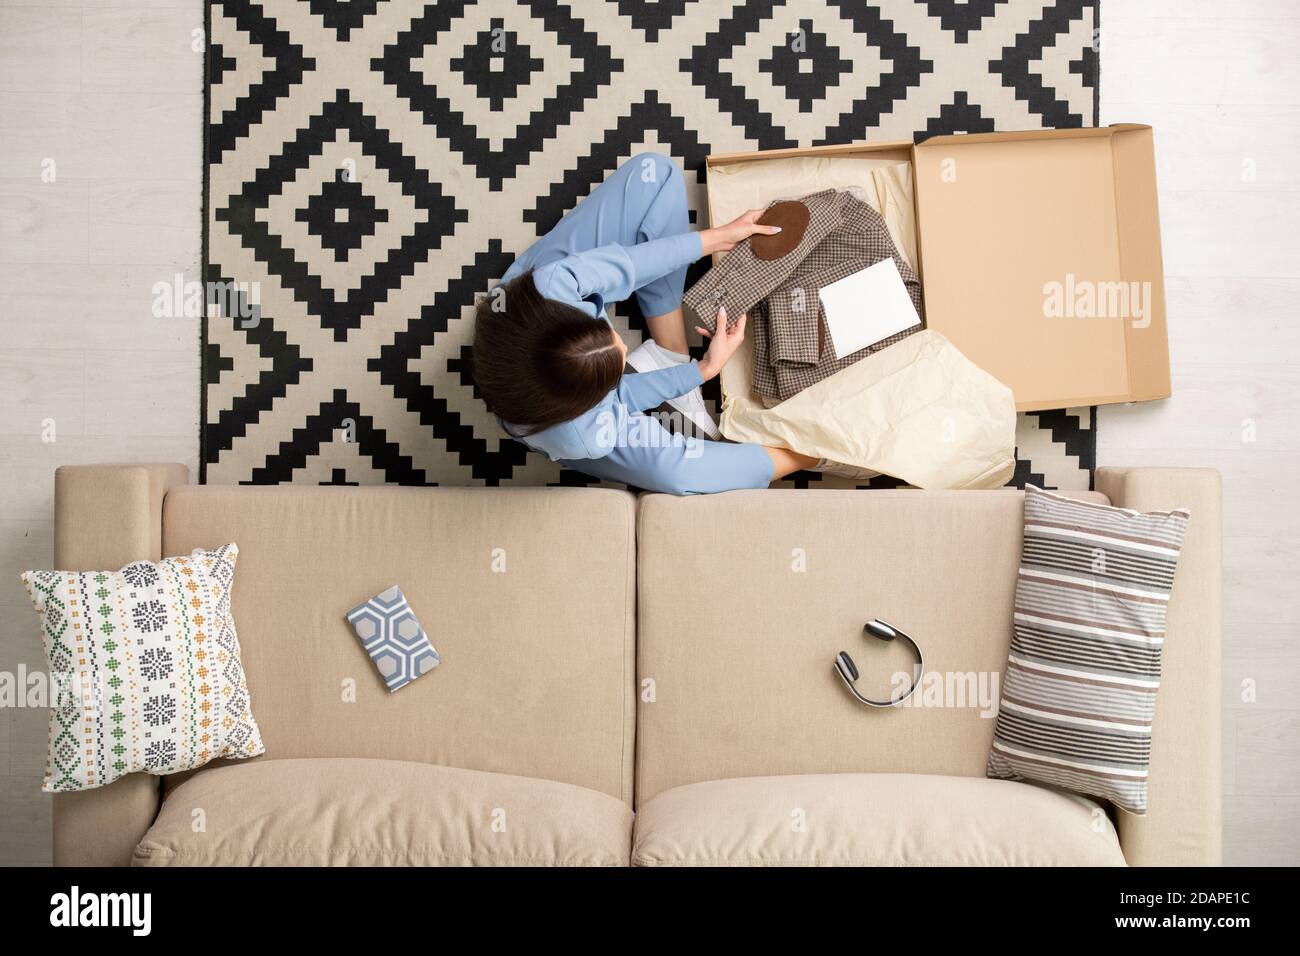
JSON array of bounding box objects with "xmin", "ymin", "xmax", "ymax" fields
[{"xmin": 986, "ymin": 485, "xmax": 1190, "ymax": 815}]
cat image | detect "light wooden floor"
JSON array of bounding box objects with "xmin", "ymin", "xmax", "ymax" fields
[
  {"xmin": 0, "ymin": 1, "xmax": 1296, "ymax": 865},
  {"xmin": 1098, "ymin": 1, "xmax": 1300, "ymax": 865},
  {"xmin": 0, "ymin": 0, "xmax": 203, "ymax": 865}
]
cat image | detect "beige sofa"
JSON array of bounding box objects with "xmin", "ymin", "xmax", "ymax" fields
[{"xmin": 50, "ymin": 463, "xmax": 1222, "ymax": 867}]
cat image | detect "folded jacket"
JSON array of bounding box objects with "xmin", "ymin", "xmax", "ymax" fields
[
  {"xmin": 765, "ymin": 194, "xmax": 924, "ymax": 401},
  {"xmin": 686, "ymin": 189, "xmax": 841, "ymax": 331},
  {"xmin": 686, "ymin": 190, "xmax": 923, "ymax": 402}
]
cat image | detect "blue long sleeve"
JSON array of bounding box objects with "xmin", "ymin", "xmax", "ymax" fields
[
  {"xmin": 530, "ymin": 233, "xmax": 702, "ymax": 316},
  {"xmin": 615, "ymin": 362, "xmax": 705, "ymax": 413}
]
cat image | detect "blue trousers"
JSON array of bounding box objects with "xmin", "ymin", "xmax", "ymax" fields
[{"xmin": 519, "ymin": 153, "xmax": 774, "ymax": 495}]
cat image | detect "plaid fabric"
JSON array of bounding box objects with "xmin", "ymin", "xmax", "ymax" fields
[
  {"xmin": 763, "ymin": 194, "xmax": 923, "ymax": 401},
  {"xmin": 686, "ymin": 191, "xmax": 923, "ymax": 403},
  {"xmin": 685, "ymin": 189, "xmax": 844, "ymax": 333}
]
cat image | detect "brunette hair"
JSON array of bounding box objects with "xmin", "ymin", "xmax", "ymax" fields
[{"xmin": 471, "ymin": 271, "xmax": 624, "ymax": 435}]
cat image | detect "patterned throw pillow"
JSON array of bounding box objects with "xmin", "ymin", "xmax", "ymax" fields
[
  {"xmin": 21, "ymin": 544, "xmax": 264, "ymax": 792},
  {"xmin": 986, "ymin": 486, "xmax": 1190, "ymax": 814}
]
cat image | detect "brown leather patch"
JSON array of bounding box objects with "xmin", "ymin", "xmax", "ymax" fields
[{"xmin": 750, "ymin": 201, "xmax": 809, "ymax": 260}]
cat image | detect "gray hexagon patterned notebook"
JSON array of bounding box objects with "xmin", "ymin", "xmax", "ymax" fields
[{"xmin": 346, "ymin": 585, "xmax": 441, "ymax": 693}]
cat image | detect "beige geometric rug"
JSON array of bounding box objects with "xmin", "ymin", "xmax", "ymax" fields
[{"xmin": 203, "ymin": 0, "xmax": 1099, "ymax": 489}]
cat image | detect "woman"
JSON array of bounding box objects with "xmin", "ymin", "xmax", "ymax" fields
[{"xmin": 472, "ymin": 152, "xmax": 822, "ymax": 495}]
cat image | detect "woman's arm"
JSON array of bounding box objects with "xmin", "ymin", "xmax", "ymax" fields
[
  {"xmin": 532, "ymin": 210, "xmax": 781, "ymax": 309},
  {"xmin": 615, "ymin": 305, "xmax": 747, "ymax": 411},
  {"xmin": 532, "ymin": 236, "xmax": 700, "ymax": 310},
  {"xmin": 615, "ymin": 363, "xmax": 704, "ymax": 412}
]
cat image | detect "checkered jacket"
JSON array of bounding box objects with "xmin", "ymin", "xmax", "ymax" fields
[{"xmin": 685, "ymin": 189, "xmax": 924, "ymax": 402}]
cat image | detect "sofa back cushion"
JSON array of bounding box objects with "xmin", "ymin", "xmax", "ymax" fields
[
  {"xmin": 634, "ymin": 488, "xmax": 1110, "ymax": 803},
  {"xmin": 163, "ymin": 486, "xmax": 637, "ymax": 803}
]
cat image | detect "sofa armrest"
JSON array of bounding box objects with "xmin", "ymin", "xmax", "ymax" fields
[
  {"xmin": 1095, "ymin": 466, "xmax": 1223, "ymax": 866},
  {"xmin": 51, "ymin": 462, "xmax": 189, "ymax": 866}
]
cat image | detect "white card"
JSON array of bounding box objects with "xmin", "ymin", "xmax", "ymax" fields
[{"xmin": 817, "ymin": 258, "xmax": 921, "ymax": 360}]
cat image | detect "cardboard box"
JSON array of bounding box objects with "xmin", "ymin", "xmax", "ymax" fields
[{"xmin": 704, "ymin": 125, "xmax": 1170, "ymax": 412}]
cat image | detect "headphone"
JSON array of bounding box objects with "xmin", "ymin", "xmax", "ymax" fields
[{"xmin": 834, "ymin": 619, "xmax": 924, "ymax": 708}]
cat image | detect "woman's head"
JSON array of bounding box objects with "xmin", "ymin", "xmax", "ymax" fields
[{"xmin": 472, "ymin": 271, "xmax": 626, "ymax": 435}]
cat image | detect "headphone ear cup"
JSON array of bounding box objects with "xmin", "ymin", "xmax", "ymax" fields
[
  {"xmin": 865, "ymin": 619, "xmax": 898, "ymax": 642},
  {"xmin": 836, "ymin": 651, "xmax": 859, "ymax": 681}
]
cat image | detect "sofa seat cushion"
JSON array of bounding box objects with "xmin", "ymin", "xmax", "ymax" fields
[
  {"xmin": 634, "ymin": 489, "xmax": 1113, "ymax": 803},
  {"xmin": 133, "ymin": 757, "xmax": 633, "ymax": 866},
  {"xmin": 632, "ymin": 773, "xmax": 1125, "ymax": 866}
]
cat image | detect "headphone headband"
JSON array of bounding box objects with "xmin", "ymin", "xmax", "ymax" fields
[{"xmin": 834, "ymin": 618, "xmax": 924, "ymax": 708}]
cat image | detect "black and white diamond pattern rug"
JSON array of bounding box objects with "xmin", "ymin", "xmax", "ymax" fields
[{"xmin": 203, "ymin": 0, "xmax": 1099, "ymax": 490}]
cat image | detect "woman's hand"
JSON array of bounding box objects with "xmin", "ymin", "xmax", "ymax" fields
[
  {"xmin": 696, "ymin": 307, "xmax": 745, "ymax": 382},
  {"xmin": 700, "ymin": 209, "xmax": 781, "ymax": 256}
]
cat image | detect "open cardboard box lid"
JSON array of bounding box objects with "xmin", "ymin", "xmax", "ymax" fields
[{"xmin": 704, "ymin": 125, "xmax": 1170, "ymax": 411}]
